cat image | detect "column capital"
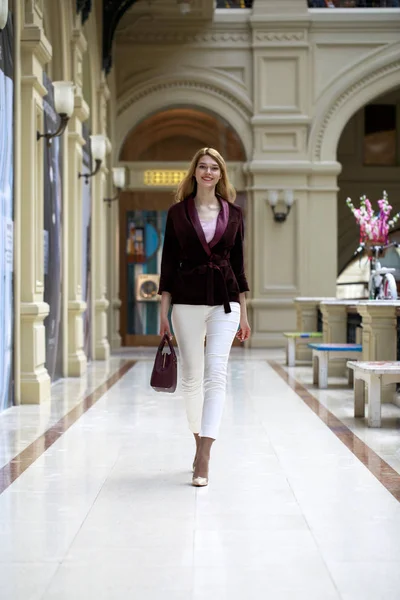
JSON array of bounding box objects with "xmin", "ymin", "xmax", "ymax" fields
[
  {"xmin": 23, "ymin": 0, "xmax": 45, "ymax": 28},
  {"xmin": 98, "ymin": 76, "xmax": 111, "ymax": 102},
  {"xmin": 71, "ymin": 28, "xmax": 88, "ymax": 55},
  {"xmin": 72, "ymin": 94, "xmax": 90, "ymax": 126},
  {"xmin": 357, "ymin": 301, "xmax": 399, "ymax": 320},
  {"xmin": 21, "ymin": 26, "xmax": 52, "ymax": 69},
  {"xmin": 295, "ymin": 297, "xmax": 333, "ymax": 309},
  {"xmin": 71, "ymin": 28, "xmax": 88, "ymax": 97}
]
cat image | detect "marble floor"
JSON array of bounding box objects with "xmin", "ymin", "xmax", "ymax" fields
[{"xmin": 1, "ymin": 348, "xmax": 400, "ymax": 599}]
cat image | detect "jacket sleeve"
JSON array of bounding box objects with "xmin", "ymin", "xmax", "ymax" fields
[
  {"xmin": 158, "ymin": 209, "xmax": 180, "ymax": 295},
  {"xmin": 230, "ymin": 211, "xmax": 250, "ymax": 293}
]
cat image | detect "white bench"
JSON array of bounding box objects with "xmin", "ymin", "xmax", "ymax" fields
[
  {"xmin": 283, "ymin": 332, "xmax": 322, "ymax": 367},
  {"xmin": 308, "ymin": 343, "xmax": 363, "ymax": 389},
  {"xmin": 347, "ymin": 361, "xmax": 400, "ymax": 427}
]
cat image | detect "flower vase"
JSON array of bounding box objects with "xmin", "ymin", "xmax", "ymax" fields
[{"xmin": 364, "ymin": 239, "xmax": 387, "ymax": 258}]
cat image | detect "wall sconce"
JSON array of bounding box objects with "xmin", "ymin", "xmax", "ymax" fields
[
  {"xmin": 268, "ymin": 189, "xmax": 294, "ymax": 223},
  {"xmin": 37, "ymin": 81, "xmax": 75, "ymax": 146},
  {"xmin": 104, "ymin": 167, "xmax": 126, "ymax": 207},
  {"xmin": 79, "ymin": 134, "xmax": 107, "ymax": 184},
  {"xmin": 0, "ymin": 0, "xmax": 8, "ymax": 30},
  {"xmin": 177, "ymin": 0, "xmax": 191, "ymax": 14}
]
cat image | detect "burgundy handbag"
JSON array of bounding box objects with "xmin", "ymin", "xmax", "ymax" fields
[{"xmin": 150, "ymin": 334, "xmax": 178, "ymax": 393}]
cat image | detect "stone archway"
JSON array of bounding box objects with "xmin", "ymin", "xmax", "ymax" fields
[
  {"xmin": 307, "ymin": 42, "xmax": 400, "ymax": 290},
  {"xmin": 116, "ymin": 70, "xmax": 253, "ymax": 161},
  {"xmin": 309, "ymin": 43, "xmax": 400, "ymax": 163},
  {"xmin": 119, "ymin": 107, "xmax": 247, "ymax": 162},
  {"xmin": 117, "ymin": 106, "xmax": 248, "ymax": 346}
]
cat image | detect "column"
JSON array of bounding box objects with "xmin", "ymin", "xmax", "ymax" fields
[
  {"xmin": 320, "ymin": 301, "xmax": 348, "ymax": 376},
  {"xmin": 108, "ymin": 204, "xmax": 122, "ymax": 350},
  {"xmin": 67, "ymin": 27, "xmax": 89, "ymax": 375},
  {"xmin": 357, "ymin": 302, "xmax": 399, "ymax": 403},
  {"xmin": 248, "ymin": 0, "xmax": 337, "ymax": 348},
  {"xmin": 106, "ymin": 72, "xmax": 122, "ymax": 350},
  {"xmin": 294, "ymin": 297, "xmax": 326, "ymax": 361},
  {"xmin": 19, "ymin": 0, "xmax": 52, "ymax": 403},
  {"xmin": 92, "ymin": 75, "xmax": 110, "ymax": 360}
]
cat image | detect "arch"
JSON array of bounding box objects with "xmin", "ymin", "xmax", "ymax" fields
[
  {"xmin": 116, "ymin": 70, "xmax": 253, "ymax": 160},
  {"xmin": 119, "ymin": 108, "xmax": 246, "ymax": 162},
  {"xmin": 309, "ymin": 42, "xmax": 400, "ymax": 162}
]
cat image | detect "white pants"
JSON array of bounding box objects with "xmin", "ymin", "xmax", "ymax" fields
[{"xmin": 171, "ymin": 303, "xmax": 240, "ymax": 439}]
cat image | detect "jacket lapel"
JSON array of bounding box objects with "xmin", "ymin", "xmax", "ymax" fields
[
  {"xmin": 209, "ymin": 196, "xmax": 229, "ymax": 249},
  {"xmin": 187, "ymin": 195, "xmax": 211, "ymax": 257},
  {"xmin": 187, "ymin": 195, "xmax": 229, "ymax": 254}
]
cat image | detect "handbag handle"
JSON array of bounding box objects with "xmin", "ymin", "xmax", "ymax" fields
[{"xmin": 158, "ymin": 333, "xmax": 174, "ymax": 355}]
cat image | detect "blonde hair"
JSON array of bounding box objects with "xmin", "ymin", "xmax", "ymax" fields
[{"xmin": 175, "ymin": 147, "xmax": 236, "ymax": 203}]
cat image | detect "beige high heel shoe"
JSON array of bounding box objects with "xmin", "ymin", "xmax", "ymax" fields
[
  {"xmin": 192, "ymin": 456, "xmax": 209, "ymax": 487},
  {"xmin": 192, "ymin": 475, "xmax": 208, "ymax": 487}
]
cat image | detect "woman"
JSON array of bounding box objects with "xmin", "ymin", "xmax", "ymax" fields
[{"xmin": 158, "ymin": 148, "xmax": 251, "ymax": 487}]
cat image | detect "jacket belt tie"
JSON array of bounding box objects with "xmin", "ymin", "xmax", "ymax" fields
[{"xmin": 181, "ymin": 258, "xmax": 232, "ymax": 313}]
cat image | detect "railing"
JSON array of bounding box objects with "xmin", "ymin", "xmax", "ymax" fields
[{"xmin": 308, "ymin": 1, "xmax": 399, "ymax": 7}]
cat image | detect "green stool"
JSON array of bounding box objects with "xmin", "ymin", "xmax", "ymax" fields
[{"xmin": 283, "ymin": 332, "xmax": 323, "ymax": 367}]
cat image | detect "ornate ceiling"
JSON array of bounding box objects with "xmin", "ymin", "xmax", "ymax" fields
[
  {"xmin": 102, "ymin": 0, "xmax": 140, "ymax": 73},
  {"xmin": 77, "ymin": 0, "xmax": 141, "ymax": 73},
  {"xmin": 77, "ymin": 1, "xmax": 216, "ymax": 74}
]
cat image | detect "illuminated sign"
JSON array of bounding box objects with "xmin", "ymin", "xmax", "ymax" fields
[{"xmin": 143, "ymin": 170, "xmax": 187, "ymax": 187}]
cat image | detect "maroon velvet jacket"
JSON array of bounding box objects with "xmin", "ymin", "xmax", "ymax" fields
[{"xmin": 158, "ymin": 195, "xmax": 249, "ymax": 313}]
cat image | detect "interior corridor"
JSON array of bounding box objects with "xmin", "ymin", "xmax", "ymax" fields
[{"xmin": 1, "ymin": 349, "xmax": 400, "ymax": 599}]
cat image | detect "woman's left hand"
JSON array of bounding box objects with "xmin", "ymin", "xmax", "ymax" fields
[{"xmin": 236, "ymin": 318, "xmax": 251, "ymax": 342}]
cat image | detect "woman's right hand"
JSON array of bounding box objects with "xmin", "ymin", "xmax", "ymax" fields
[{"xmin": 159, "ymin": 316, "xmax": 172, "ymax": 339}]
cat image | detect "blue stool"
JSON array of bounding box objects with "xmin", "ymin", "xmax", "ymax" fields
[{"xmin": 308, "ymin": 343, "xmax": 362, "ymax": 389}]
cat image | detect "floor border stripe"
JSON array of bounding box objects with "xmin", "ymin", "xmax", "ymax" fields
[
  {"xmin": 269, "ymin": 360, "xmax": 400, "ymax": 503},
  {"xmin": 0, "ymin": 360, "xmax": 137, "ymax": 495}
]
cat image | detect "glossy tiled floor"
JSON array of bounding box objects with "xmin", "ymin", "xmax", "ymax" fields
[{"xmin": 1, "ymin": 349, "xmax": 400, "ymax": 599}]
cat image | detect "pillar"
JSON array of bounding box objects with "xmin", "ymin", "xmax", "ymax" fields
[
  {"xmin": 66, "ymin": 25, "xmax": 89, "ymax": 375},
  {"xmin": 320, "ymin": 301, "xmax": 348, "ymax": 376},
  {"xmin": 294, "ymin": 297, "xmax": 327, "ymax": 361},
  {"xmin": 106, "ymin": 70, "xmax": 122, "ymax": 350},
  {"xmin": 357, "ymin": 302, "xmax": 398, "ymax": 403},
  {"xmin": 248, "ymin": 0, "xmax": 338, "ymax": 347},
  {"xmin": 91, "ymin": 74, "xmax": 110, "ymax": 360},
  {"xmin": 19, "ymin": 0, "xmax": 52, "ymax": 403}
]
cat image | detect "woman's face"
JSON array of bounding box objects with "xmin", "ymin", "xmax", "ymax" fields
[{"xmin": 194, "ymin": 154, "xmax": 221, "ymax": 191}]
